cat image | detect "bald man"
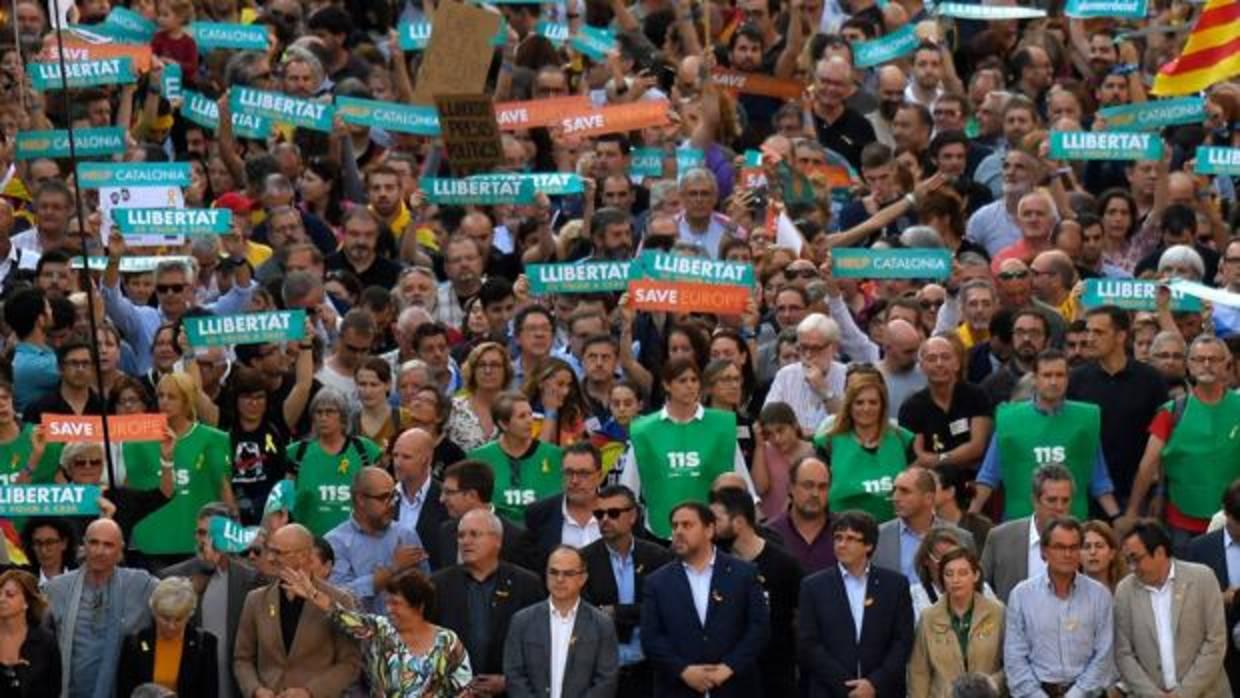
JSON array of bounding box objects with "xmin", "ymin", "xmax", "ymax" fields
[
  {"xmin": 881, "ymin": 318, "xmax": 928, "ymax": 415},
  {"xmin": 391, "ymin": 428, "xmax": 449, "ymax": 565},
  {"xmin": 234, "ymin": 524, "xmax": 360, "ymax": 698},
  {"xmin": 47, "ymin": 518, "xmax": 159, "ymax": 698},
  {"xmin": 991, "ymin": 191, "xmax": 1057, "ymax": 274},
  {"xmin": 866, "ymin": 65, "xmax": 906, "ymax": 147},
  {"xmin": 1030, "ymin": 249, "xmax": 1081, "ymax": 321}
]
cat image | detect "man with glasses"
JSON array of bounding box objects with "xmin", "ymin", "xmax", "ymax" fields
[
  {"xmin": 315, "ymin": 308, "xmax": 375, "ymax": 411},
  {"xmin": 526, "ymin": 442, "xmax": 604, "ymax": 566},
  {"xmin": 1212, "ymin": 239, "xmax": 1240, "ymax": 339},
  {"xmin": 676, "ymin": 168, "xmax": 730, "ymax": 260},
  {"xmin": 325, "ymin": 466, "xmax": 429, "ymax": 615},
  {"xmin": 12, "ymin": 180, "xmax": 73, "ymax": 256},
  {"xmin": 436, "ymin": 235, "xmax": 484, "ymax": 329},
  {"xmin": 434, "ymin": 459, "xmax": 536, "ymax": 570},
  {"xmin": 809, "ymin": 57, "xmax": 876, "ymax": 171},
  {"xmin": 899, "ymin": 335, "xmax": 993, "ymax": 471},
  {"xmin": 980, "ymin": 307, "xmax": 1050, "ymax": 405},
  {"xmin": 764, "ymin": 313, "xmax": 847, "ymax": 435},
  {"xmin": 22, "ymin": 340, "xmax": 106, "ymax": 426},
  {"xmin": 512, "ymin": 305, "xmax": 557, "ymax": 388}
]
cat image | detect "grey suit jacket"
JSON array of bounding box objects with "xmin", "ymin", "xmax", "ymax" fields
[
  {"xmin": 503, "ymin": 599, "xmax": 619, "ymax": 698},
  {"xmin": 981, "ymin": 517, "xmax": 1031, "ymax": 603},
  {"xmin": 873, "ymin": 518, "xmax": 974, "ymax": 576},
  {"xmin": 1114, "ymin": 560, "xmax": 1231, "ymax": 698}
]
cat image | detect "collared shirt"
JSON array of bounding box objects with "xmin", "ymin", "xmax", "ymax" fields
[
  {"xmin": 607, "ymin": 542, "xmax": 644, "ymax": 665},
  {"xmin": 396, "ymin": 476, "xmax": 433, "ymax": 535},
  {"xmin": 1028, "ymin": 518, "xmax": 1046, "ymax": 582},
  {"xmin": 433, "ymin": 281, "xmax": 469, "ymax": 329},
  {"xmin": 549, "ymin": 600, "xmax": 580, "ymax": 698},
  {"xmin": 965, "ymin": 198, "xmax": 1021, "ymax": 257},
  {"xmin": 1143, "ymin": 563, "xmax": 1178, "ymax": 691},
  {"xmin": 841, "ymin": 563, "xmax": 869, "ymax": 642},
  {"xmin": 683, "ymin": 548, "xmax": 716, "ymax": 626},
  {"xmin": 326, "ymin": 517, "xmax": 429, "ymax": 614},
  {"xmin": 763, "ymin": 360, "xmax": 848, "ymax": 434},
  {"xmin": 1225, "ymin": 528, "xmax": 1240, "ymax": 588},
  {"xmin": 899, "ymin": 520, "xmax": 927, "ymax": 584},
  {"xmin": 1005, "ymin": 572, "xmax": 1115, "ymax": 697},
  {"xmin": 561, "ymin": 498, "xmax": 601, "ymax": 549}
]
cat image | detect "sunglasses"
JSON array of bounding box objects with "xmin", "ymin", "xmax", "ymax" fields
[
  {"xmin": 72, "ymin": 458, "xmax": 104, "ymax": 468},
  {"xmin": 592, "ymin": 506, "xmax": 633, "ymax": 520},
  {"xmin": 997, "ymin": 270, "xmax": 1029, "ymax": 281},
  {"xmin": 156, "ymin": 283, "xmax": 186, "ymax": 294}
]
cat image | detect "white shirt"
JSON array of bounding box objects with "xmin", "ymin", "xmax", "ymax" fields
[
  {"xmin": 1027, "ymin": 518, "xmax": 1046, "ymax": 582},
  {"xmin": 549, "ymin": 599, "xmax": 580, "ymax": 698},
  {"xmin": 841, "ymin": 563, "xmax": 870, "ymax": 641},
  {"xmin": 1143, "ymin": 563, "xmax": 1178, "ymax": 691},
  {"xmin": 683, "ymin": 548, "xmax": 716, "ymax": 626},
  {"xmin": 764, "ymin": 361, "xmax": 848, "ymax": 434},
  {"xmin": 396, "ymin": 476, "xmax": 433, "ymax": 535},
  {"xmin": 561, "ymin": 499, "xmax": 602, "ymax": 549}
]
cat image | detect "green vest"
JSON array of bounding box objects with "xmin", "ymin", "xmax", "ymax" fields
[
  {"xmin": 816, "ymin": 427, "xmax": 912, "ymax": 523},
  {"xmin": 1162, "ymin": 392, "xmax": 1240, "ymax": 518},
  {"xmin": 468, "ymin": 440, "xmax": 564, "ymax": 521},
  {"xmin": 630, "ymin": 408, "xmax": 737, "ymax": 539},
  {"xmin": 132, "ymin": 424, "xmax": 232, "ymax": 555},
  {"xmin": 995, "ymin": 400, "xmax": 1100, "ymax": 520},
  {"xmin": 290, "ymin": 436, "xmax": 382, "ymax": 536}
]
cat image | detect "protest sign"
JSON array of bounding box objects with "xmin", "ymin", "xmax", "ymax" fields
[
  {"xmin": 630, "ymin": 148, "xmax": 665, "ymax": 177},
  {"xmin": 16, "ymin": 127, "xmax": 126, "ymax": 160},
  {"xmin": 71, "ymin": 256, "xmax": 194, "ymax": 272},
  {"xmin": 0, "ymin": 486, "xmax": 102, "ymax": 517},
  {"xmin": 28, "ymin": 58, "xmax": 135, "ymax": 90},
  {"xmin": 1048, "ymin": 131, "xmax": 1163, "ymax": 161},
  {"xmin": 265, "ymin": 480, "xmax": 295, "ymax": 516},
  {"xmin": 630, "ymin": 252, "xmax": 755, "ymax": 286},
  {"xmin": 51, "ymin": 36, "xmax": 153, "ymax": 73},
  {"xmin": 1065, "ymin": 0, "xmax": 1147, "ymax": 17},
  {"xmin": 711, "ymin": 67, "xmax": 804, "ymax": 99},
  {"xmin": 185, "ymin": 310, "xmax": 308, "ymax": 348},
  {"xmin": 1081, "ymin": 279, "xmax": 1203, "ymax": 312},
  {"xmin": 231, "ymin": 87, "xmax": 334, "ymax": 132},
  {"xmin": 935, "ymin": 3, "xmax": 1046, "ymax": 18},
  {"xmin": 495, "ymin": 96, "xmax": 593, "ymax": 130},
  {"xmin": 535, "ymin": 21, "xmax": 570, "ymax": 43},
  {"xmin": 435, "ymin": 94, "xmax": 504, "ymax": 176},
  {"xmin": 411, "ymin": 0, "xmax": 502, "ymax": 106},
  {"xmin": 556, "ymin": 101, "xmax": 670, "ymax": 138},
  {"xmin": 570, "ymin": 25, "xmax": 617, "ymax": 60},
  {"xmin": 527, "ymin": 261, "xmax": 632, "ymax": 294},
  {"xmin": 1170, "ymin": 280, "xmax": 1240, "ymax": 308},
  {"xmin": 160, "ymin": 62, "xmax": 182, "ymax": 102},
  {"xmin": 676, "ymin": 148, "xmax": 705, "ymax": 181},
  {"xmin": 628, "ymin": 279, "xmax": 750, "ymax": 314},
  {"xmin": 113, "ymin": 208, "xmax": 233, "ymax": 237},
  {"xmin": 336, "ymin": 96, "xmax": 441, "ymax": 135},
  {"xmin": 42, "ymin": 413, "xmax": 167, "ymax": 443},
  {"xmin": 189, "ymin": 21, "xmax": 270, "ymax": 51},
  {"xmin": 1097, "ymin": 97, "xmax": 1204, "ymax": 131},
  {"xmin": 99, "ymin": 6, "xmax": 156, "ymax": 41},
  {"xmin": 852, "ymin": 25, "xmax": 919, "ymax": 69},
  {"xmin": 420, "ymin": 176, "xmax": 536, "ymax": 205},
  {"xmin": 181, "ymin": 91, "xmax": 273, "ymax": 139},
  {"xmin": 397, "ymin": 17, "xmax": 507, "ymax": 50},
  {"xmin": 831, "ymin": 248, "xmax": 953, "ymax": 279},
  {"xmin": 467, "ymin": 173, "xmax": 585, "ymax": 195},
  {"xmin": 76, "ymin": 162, "xmax": 192, "ymax": 188},
  {"xmin": 1194, "ymin": 146, "xmax": 1240, "ymax": 175},
  {"xmin": 209, "ymin": 515, "xmax": 261, "ymax": 554}
]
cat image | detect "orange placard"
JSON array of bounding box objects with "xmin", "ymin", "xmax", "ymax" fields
[
  {"xmin": 711, "ymin": 67, "xmax": 805, "ymax": 100},
  {"xmin": 628, "ymin": 279, "xmax": 749, "ymax": 315},
  {"xmin": 494, "ymin": 95, "xmax": 592, "ymax": 130},
  {"xmin": 557, "ymin": 100, "xmax": 671, "ymax": 138},
  {"xmin": 43, "ymin": 413, "xmax": 167, "ymax": 443},
  {"xmin": 54, "ymin": 39, "xmax": 154, "ymax": 73}
]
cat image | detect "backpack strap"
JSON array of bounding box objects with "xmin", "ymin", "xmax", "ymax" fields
[{"xmin": 349, "ymin": 436, "xmax": 374, "ymax": 469}]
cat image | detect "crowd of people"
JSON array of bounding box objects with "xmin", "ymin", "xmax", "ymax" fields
[{"xmin": 0, "ymin": 0, "xmax": 1235, "ymax": 695}]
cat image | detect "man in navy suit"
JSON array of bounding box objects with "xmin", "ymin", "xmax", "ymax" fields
[
  {"xmin": 797, "ymin": 509, "xmax": 914, "ymax": 698},
  {"xmin": 525, "ymin": 441, "xmax": 605, "ymax": 568},
  {"xmin": 640, "ymin": 501, "xmax": 770, "ymax": 697},
  {"xmin": 1185, "ymin": 478, "xmax": 1240, "ymax": 692}
]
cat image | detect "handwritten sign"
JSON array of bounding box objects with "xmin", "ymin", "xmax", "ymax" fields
[{"xmin": 411, "ymin": 0, "xmax": 502, "ymax": 106}]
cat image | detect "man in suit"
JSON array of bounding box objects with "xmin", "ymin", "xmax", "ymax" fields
[
  {"xmin": 875, "ymin": 466, "xmax": 975, "ymax": 583},
  {"xmin": 161, "ymin": 502, "xmax": 264, "ymax": 698},
  {"xmin": 431, "ymin": 508, "xmax": 545, "ymax": 697},
  {"xmin": 503, "ymin": 545, "xmax": 620, "ymax": 698},
  {"xmin": 640, "ymin": 501, "xmax": 770, "ymax": 697},
  {"xmin": 233, "ymin": 523, "xmax": 361, "ymax": 698},
  {"xmin": 392, "ymin": 428, "xmax": 449, "ymax": 564},
  {"xmin": 1115, "ymin": 519, "xmax": 1230, "ymax": 697},
  {"xmin": 581, "ymin": 484, "xmax": 674, "ymax": 698},
  {"xmin": 435, "ymin": 459, "xmax": 536, "ymax": 569},
  {"xmin": 525, "ymin": 441, "xmax": 604, "ymax": 565},
  {"xmin": 981, "ymin": 463, "xmax": 1074, "ymax": 602},
  {"xmin": 798, "ymin": 509, "xmax": 915, "ymax": 697},
  {"xmin": 1185, "ymin": 478, "xmax": 1240, "ymax": 692}
]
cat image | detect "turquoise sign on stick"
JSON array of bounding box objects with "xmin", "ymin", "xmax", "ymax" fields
[
  {"xmin": 335, "ymin": 96, "xmax": 441, "ymax": 135},
  {"xmin": 16, "ymin": 127, "xmax": 126, "ymax": 160},
  {"xmin": 190, "ymin": 22, "xmax": 270, "ymax": 51},
  {"xmin": 852, "ymin": 25, "xmax": 919, "ymax": 69},
  {"xmin": 831, "ymin": 248, "xmax": 953, "ymax": 279},
  {"xmin": 181, "ymin": 90, "xmax": 273, "ymax": 139},
  {"xmin": 29, "ymin": 58, "xmax": 136, "ymax": 90},
  {"xmin": 1097, "ymin": 97, "xmax": 1204, "ymax": 131},
  {"xmin": 185, "ymin": 310, "xmax": 308, "ymax": 348},
  {"xmin": 113, "ymin": 208, "xmax": 233, "ymax": 236},
  {"xmin": 1195, "ymin": 146, "xmax": 1240, "ymax": 176},
  {"xmin": 420, "ymin": 177, "xmax": 536, "ymax": 205},
  {"xmin": 1065, "ymin": 0, "xmax": 1146, "ymax": 17},
  {"xmin": 76, "ymin": 162, "xmax": 192, "ymax": 188},
  {"xmin": 1048, "ymin": 131, "xmax": 1163, "ymax": 161},
  {"xmin": 527, "ymin": 261, "xmax": 633, "ymax": 294},
  {"xmin": 1081, "ymin": 279, "xmax": 1202, "ymax": 312},
  {"xmin": 631, "ymin": 251, "xmax": 754, "ymax": 286},
  {"xmin": 231, "ymin": 87, "xmax": 334, "ymax": 132},
  {"xmin": 208, "ymin": 515, "xmax": 261, "ymax": 553},
  {"xmin": 631, "ymin": 148, "xmax": 664, "ymax": 177},
  {"xmin": 0, "ymin": 485, "xmax": 102, "ymax": 516},
  {"xmin": 571, "ymin": 25, "xmax": 616, "ymax": 60}
]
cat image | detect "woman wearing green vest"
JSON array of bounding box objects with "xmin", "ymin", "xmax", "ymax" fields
[
  {"xmin": 289, "ymin": 388, "xmax": 383, "ymax": 536},
  {"xmin": 467, "ymin": 391, "xmax": 563, "ymax": 521},
  {"xmin": 813, "ymin": 373, "xmax": 914, "ymax": 522},
  {"xmin": 0, "ymin": 381, "xmax": 56, "ymax": 487}
]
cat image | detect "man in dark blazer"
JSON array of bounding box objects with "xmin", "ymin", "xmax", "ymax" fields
[
  {"xmin": 503, "ymin": 545, "xmax": 619, "ymax": 698},
  {"xmin": 640, "ymin": 501, "xmax": 770, "ymax": 697},
  {"xmin": 430, "ymin": 508, "xmax": 545, "ymax": 697},
  {"xmin": 798, "ymin": 509, "xmax": 914, "ymax": 698},
  {"xmin": 979, "ymin": 463, "xmax": 1074, "ymax": 602},
  {"xmin": 160, "ymin": 503, "xmax": 264, "ymax": 698},
  {"xmin": 525, "ymin": 442, "xmax": 605, "ymax": 567},
  {"xmin": 434, "ymin": 459, "xmax": 537, "ymax": 570},
  {"xmin": 1185, "ymin": 479, "xmax": 1240, "ymax": 692},
  {"xmin": 392, "ymin": 428, "xmax": 450, "ymax": 565}
]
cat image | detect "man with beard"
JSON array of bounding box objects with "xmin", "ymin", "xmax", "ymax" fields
[
  {"xmin": 435, "ymin": 236, "xmax": 484, "ymax": 328},
  {"xmin": 971, "ymin": 87, "xmax": 1009, "ymax": 150},
  {"xmin": 981, "ymin": 307, "xmax": 1049, "ymax": 405},
  {"xmin": 966, "ymin": 145, "xmax": 1043, "ymax": 256},
  {"xmin": 1073, "ymin": 213, "xmax": 1133, "ymax": 279},
  {"xmin": 906, "ymin": 44, "xmax": 948, "ymax": 106},
  {"xmin": 929, "ymin": 131, "xmax": 993, "ymax": 215},
  {"xmin": 727, "ymin": 24, "xmax": 784, "ymax": 147},
  {"xmin": 586, "ymin": 207, "xmax": 634, "ymax": 261},
  {"xmin": 892, "ymin": 102, "xmax": 933, "ymax": 164},
  {"xmin": 460, "ymin": 210, "xmax": 522, "ymax": 280},
  {"xmin": 972, "ymin": 95, "xmax": 1041, "ymax": 198},
  {"xmin": 866, "ymin": 65, "xmax": 905, "ymax": 148},
  {"xmin": 325, "ymin": 207, "xmax": 401, "ymax": 289}
]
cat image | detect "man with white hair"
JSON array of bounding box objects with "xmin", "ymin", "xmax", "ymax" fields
[
  {"xmin": 676, "ymin": 168, "xmax": 729, "ymax": 259},
  {"xmin": 764, "ymin": 313, "xmax": 847, "ymax": 435},
  {"xmin": 810, "ymin": 56, "xmax": 877, "ymax": 170},
  {"xmin": 991, "ymin": 190, "xmax": 1057, "ymax": 273},
  {"xmin": 966, "ymin": 147, "xmax": 1043, "ymax": 257}
]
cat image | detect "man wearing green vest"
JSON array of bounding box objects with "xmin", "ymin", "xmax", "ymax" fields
[
  {"xmin": 467, "ymin": 391, "xmax": 563, "ymax": 521},
  {"xmin": 1126, "ymin": 336, "xmax": 1240, "ymax": 548},
  {"xmin": 619, "ymin": 357, "xmax": 756, "ymax": 540},
  {"xmin": 972, "ymin": 349, "xmax": 1121, "ymax": 521}
]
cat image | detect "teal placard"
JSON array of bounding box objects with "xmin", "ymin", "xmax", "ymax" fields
[
  {"xmin": 181, "ymin": 90, "xmax": 273, "ymax": 139},
  {"xmin": 676, "ymin": 148, "xmax": 705, "ymax": 181},
  {"xmin": 421, "ymin": 176, "xmax": 536, "ymax": 205},
  {"xmin": 536, "ymin": 21, "xmax": 570, "ymax": 43},
  {"xmin": 336, "ymin": 96, "xmax": 440, "ymax": 135},
  {"xmin": 16, "ymin": 127, "xmax": 125, "ymax": 160},
  {"xmin": 1065, "ymin": 0, "xmax": 1146, "ymax": 17},
  {"xmin": 1097, "ymin": 97, "xmax": 1204, "ymax": 131},
  {"xmin": 265, "ymin": 480, "xmax": 295, "ymax": 516},
  {"xmin": 71, "ymin": 255, "xmax": 194, "ymax": 272},
  {"xmin": 631, "ymin": 251, "xmax": 754, "ymax": 286},
  {"xmin": 743, "ymin": 150, "xmax": 763, "ymax": 168},
  {"xmin": 570, "ymin": 25, "xmax": 616, "ymax": 60},
  {"xmin": 831, "ymin": 248, "xmax": 952, "ymax": 279},
  {"xmin": 852, "ymin": 24, "xmax": 919, "ymax": 69},
  {"xmin": 1082, "ymin": 279, "xmax": 1202, "ymax": 312},
  {"xmin": 935, "ymin": 2, "xmax": 1046, "ymax": 18},
  {"xmin": 1195, "ymin": 146, "xmax": 1240, "ymax": 175},
  {"xmin": 102, "ymin": 6, "xmax": 156, "ymax": 41},
  {"xmin": 190, "ymin": 22, "xmax": 270, "ymax": 51},
  {"xmin": 1049, "ymin": 131, "xmax": 1163, "ymax": 161},
  {"xmin": 467, "ymin": 172, "xmax": 585, "ymax": 196},
  {"xmin": 76, "ymin": 162, "xmax": 192, "ymax": 188},
  {"xmin": 0, "ymin": 485, "xmax": 102, "ymax": 516},
  {"xmin": 397, "ymin": 18, "xmax": 507, "ymax": 50},
  {"xmin": 28, "ymin": 58, "xmax": 136, "ymax": 90},
  {"xmin": 528, "ymin": 261, "xmax": 632, "ymax": 294},
  {"xmin": 161, "ymin": 62, "xmax": 183, "ymax": 102},
  {"xmin": 631, "ymin": 148, "xmax": 664, "ymax": 177},
  {"xmin": 231, "ymin": 87, "xmax": 334, "ymax": 133},
  {"xmin": 113, "ymin": 208, "xmax": 233, "ymax": 236},
  {"xmin": 185, "ymin": 309, "xmax": 307, "ymax": 348},
  {"xmin": 208, "ymin": 515, "xmax": 260, "ymax": 553}
]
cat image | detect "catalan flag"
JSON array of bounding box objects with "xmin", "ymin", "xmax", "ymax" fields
[
  {"xmin": 1, "ymin": 521, "xmax": 28, "ymax": 566},
  {"xmin": 1151, "ymin": 0, "xmax": 1240, "ymax": 95}
]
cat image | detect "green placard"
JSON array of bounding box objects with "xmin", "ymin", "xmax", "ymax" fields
[
  {"xmin": 1048, "ymin": 131, "xmax": 1163, "ymax": 161},
  {"xmin": 71, "ymin": 255, "xmax": 195, "ymax": 272},
  {"xmin": 1097, "ymin": 97, "xmax": 1204, "ymax": 131},
  {"xmin": 831, "ymin": 248, "xmax": 952, "ymax": 279},
  {"xmin": 631, "ymin": 251, "xmax": 754, "ymax": 286},
  {"xmin": 852, "ymin": 24, "xmax": 919, "ymax": 69},
  {"xmin": 528, "ymin": 261, "xmax": 632, "ymax": 294},
  {"xmin": 0, "ymin": 485, "xmax": 102, "ymax": 516},
  {"xmin": 231, "ymin": 87, "xmax": 334, "ymax": 133},
  {"xmin": 535, "ymin": 21, "xmax": 570, "ymax": 43},
  {"xmin": 1195, "ymin": 146, "xmax": 1240, "ymax": 175},
  {"xmin": 631, "ymin": 148, "xmax": 664, "ymax": 177},
  {"xmin": 676, "ymin": 148, "xmax": 705, "ymax": 181},
  {"xmin": 1065, "ymin": 0, "xmax": 1146, "ymax": 17},
  {"xmin": 265, "ymin": 480, "xmax": 295, "ymax": 516},
  {"xmin": 185, "ymin": 310, "xmax": 307, "ymax": 348},
  {"xmin": 466, "ymin": 172, "xmax": 584, "ymax": 196},
  {"xmin": 1081, "ymin": 279, "xmax": 1202, "ymax": 312},
  {"xmin": 190, "ymin": 22, "xmax": 270, "ymax": 51},
  {"xmin": 76, "ymin": 162, "xmax": 192, "ymax": 189},
  {"xmin": 935, "ymin": 2, "xmax": 1046, "ymax": 18},
  {"xmin": 113, "ymin": 208, "xmax": 233, "ymax": 236},
  {"xmin": 208, "ymin": 515, "xmax": 260, "ymax": 553},
  {"xmin": 16, "ymin": 127, "xmax": 125, "ymax": 160},
  {"xmin": 570, "ymin": 25, "xmax": 616, "ymax": 60},
  {"xmin": 181, "ymin": 90, "xmax": 273, "ymax": 139},
  {"xmin": 336, "ymin": 95, "xmax": 440, "ymax": 135},
  {"xmin": 102, "ymin": 6, "xmax": 156, "ymax": 41},
  {"xmin": 397, "ymin": 18, "xmax": 507, "ymax": 50},
  {"xmin": 161, "ymin": 63, "xmax": 182, "ymax": 103},
  {"xmin": 420, "ymin": 176, "xmax": 536, "ymax": 205},
  {"xmin": 28, "ymin": 58, "xmax": 136, "ymax": 90}
]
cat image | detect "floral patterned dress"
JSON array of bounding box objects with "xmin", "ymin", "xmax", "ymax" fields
[{"xmin": 330, "ymin": 608, "xmax": 472, "ymax": 697}]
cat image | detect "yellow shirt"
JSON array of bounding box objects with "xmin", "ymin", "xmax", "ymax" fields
[{"xmin": 153, "ymin": 634, "xmax": 184, "ymax": 690}]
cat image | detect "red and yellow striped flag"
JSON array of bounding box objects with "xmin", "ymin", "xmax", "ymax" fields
[{"xmin": 1151, "ymin": 0, "xmax": 1240, "ymax": 95}]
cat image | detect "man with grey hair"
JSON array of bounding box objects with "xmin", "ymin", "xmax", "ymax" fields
[
  {"xmin": 315, "ymin": 308, "xmax": 375, "ymax": 408},
  {"xmin": 1148, "ymin": 330, "xmax": 1189, "ymax": 396},
  {"xmin": 966, "ymin": 145, "xmax": 1043, "ymax": 257},
  {"xmin": 1029, "ymin": 249, "xmax": 1079, "ymax": 320},
  {"xmin": 764, "ymin": 313, "xmax": 847, "ymax": 434},
  {"xmin": 1157, "ymin": 244, "xmax": 1206, "ymax": 282},
  {"xmin": 676, "ymin": 168, "xmax": 729, "ymax": 259},
  {"xmin": 809, "ymin": 56, "xmax": 876, "ymax": 170},
  {"xmin": 992, "ymin": 190, "xmax": 1057, "ymax": 274},
  {"xmin": 980, "ymin": 464, "xmax": 1076, "ymax": 602}
]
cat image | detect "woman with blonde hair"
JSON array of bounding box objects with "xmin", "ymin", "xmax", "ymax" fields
[
  {"xmin": 446, "ymin": 341, "xmax": 513, "ymax": 452},
  {"xmin": 1081, "ymin": 520, "xmax": 1127, "ymax": 592},
  {"xmin": 117, "ymin": 576, "xmax": 219, "ymax": 697},
  {"xmin": 0, "ymin": 569, "xmax": 60, "ymax": 696}
]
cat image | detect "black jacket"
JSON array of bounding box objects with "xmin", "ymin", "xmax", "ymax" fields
[
  {"xmin": 0, "ymin": 624, "xmax": 60, "ymax": 698},
  {"xmin": 579, "ymin": 537, "xmax": 673, "ymax": 643},
  {"xmin": 1185, "ymin": 530, "xmax": 1240, "ymax": 693},
  {"xmin": 435, "ymin": 515, "xmax": 539, "ymax": 572},
  {"xmin": 429, "ymin": 561, "xmax": 545, "ymax": 675},
  {"xmin": 411, "ymin": 480, "xmax": 451, "ymax": 568},
  {"xmin": 116, "ymin": 626, "xmax": 219, "ymax": 698}
]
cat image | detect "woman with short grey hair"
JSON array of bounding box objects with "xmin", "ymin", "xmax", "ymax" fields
[
  {"xmin": 117, "ymin": 576, "xmax": 219, "ymax": 697},
  {"xmin": 1157, "ymin": 244, "xmax": 1205, "ymax": 281}
]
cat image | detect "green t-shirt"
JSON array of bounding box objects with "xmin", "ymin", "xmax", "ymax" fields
[
  {"xmin": 814, "ymin": 427, "xmax": 913, "ymax": 523},
  {"xmin": 0, "ymin": 424, "xmax": 57, "ymax": 485},
  {"xmin": 629, "ymin": 408, "xmax": 737, "ymax": 539},
  {"xmin": 1162, "ymin": 392, "xmax": 1240, "ymax": 518},
  {"xmin": 131, "ymin": 423, "xmax": 232, "ymax": 555},
  {"xmin": 468, "ymin": 440, "xmax": 564, "ymax": 521},
  {"xmin": 290, "ymin": 436, "xmax": 382, "ymax": 536},
  {"xmin": 995, "ymin": 400, "xmax": 1099, "ymax": 520}
]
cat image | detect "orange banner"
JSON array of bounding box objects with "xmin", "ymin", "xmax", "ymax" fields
[
  {"xmin": 628, "ymin": 279, "xmax": 749, "ymax": 314},
  {"xmin": 557, "ymin": 100, "xmax": 671, "ymax": 138},
  {"xmin": 53, "ymin": 39, "xmax": 154, "ymax": 73},
  {"xmin": 494, "ymin": 95, "xmax": 592, "ymax": 131},
  {"xmin": 43, "ymin": 413, "xmax": 167, "ymax": 443},
  {"xmin": 711, "ymin": 67, "xmax": 805, "ymax": 100}
]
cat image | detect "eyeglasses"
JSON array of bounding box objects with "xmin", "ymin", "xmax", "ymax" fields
[
  {"xmin": 997, "ymin": 270, "xmax": 1029, "ymax": 281},
  {"xmin": 592, "ymin": 506, "xmax": 633, "ymax": 520},
  {"xmin": 63, "ymin": 359, "xmax": 93, "ymax": 370},
  {"xmin": 156, "ymin": 283, "xmax": 186, "ymax": 295},
  {"xmin": 919, "ymin": 299, "xmax": 945, "ymax": 310},
  {"xmin": 1190, "ymin": 355, "xmax": 1228, "ymax": 365},
  {"xmin": 72, "ymin": 458, "xmax": 104, "ymax": 468},
  {"xmin": 547, "ymin": 568, "xmax": 585, "ymax": 578}
]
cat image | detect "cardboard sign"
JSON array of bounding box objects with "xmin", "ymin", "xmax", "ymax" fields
[
  {"xmin": 630, "ymin": 147, "xmax": 665, "ymax": 177},
  {"xmin": 15, "ymin": 127, "xmax": 126, "ymax": 160},
  {"xmin": 420, "ymin": 176, "xmax": 536, "ymax": 205},
  {"xmin": 711, "ymin": 67, "xmax": 804, "ymax": 100},
  {"xmin": 208, "ymin": 515, "xmax": 260, "ymax": 553},
  {"xmin": 630, "ymin": 251, "xmax": 755, "ymax": 286},
  {"xmin": 336, "ymin": 96, "xmax": 440, "ymax": 135},
  {"xmin": 181, "ymin": 90, "xmax": 273, "ymax": 139},
  {"xmin": 185, "ymin": 310, "xmax": 307, "ymax": 348},
  {"xmin": 556, "ymin": 100, "xmax": 671, "ymax": 138},
  {"xmin": 411, "ymin": 0, "xmax": 502, "ymax": 106},
  {"xmin": 852, "ymin": 25, "xmax": 919, "ymax": 69},
  {"xmin": 28, "ymin": 58, "xmax": 135, "ymax": 90},
  {"xmin": 435, "ymin": 94, "xmax": 504, "ymax": 176},
  {"xmin": 231, "ymin": 87, "xmax": 334, "ymax": 132},
  {"xmin": 43, "ymin": 413, "xmax": 167, "ymax": 443},
  {"xmin": 189, "ymin": 22, "xmax": 270, "ymax": 51},
  {"xmin": 76, "ymin": 162, "xmax": 192, "ymax": 189},
  {"xmin": 495, "ymin": 95, "xmax": 593, "ymax": 130},
  {"xmin": 1081, "ymin": 279, "xmax": 1203, "ymax": 312},
  {"xmin": 1097, "ymin": 97, "xmax": 1204, "ymax": 131},
  {"xmin": 935, "ymin": 3, "xmax": 1046, "ymax": 18},
  {"xmin": 1048, "ymin": 131, "xmax": 1163, "ymax": 161},
  {"xmin": 113, "ymin": 208, "xmax": 233, "ymax": 236},
  {"xmin": 1194, "ymin": 146, "xmax": 1240, "ymax": 175},
  {"xmin": 527, "ymin": 261, "xmax": 633, "ymax": 294},
  {"xmin": 467, "ymin": 173, "xmax": 584, "ymax": 195},
  {"xmin": 0, "ymin": 486, "xmax": 102, "ymax": 517},
  {"xmin": 1065, "ymin": 0, "xmax": 1147, "ymax": 17},
  {"xmin": 831, "ymin": 248, "xmax": 953, "ymax": 279},
  {"xmin": 628, "ymin": 279, "xmax": 749, "ymax": 314}
]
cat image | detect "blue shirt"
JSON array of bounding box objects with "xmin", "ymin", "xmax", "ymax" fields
[
  {"xmin": 965, "ymin": 198, "xmax": 1022, "ymax": 257},
  {"xmin": 898, "ymin": 522, "xmax": 924, "ymax": 585},
  {"xmin": 1004, "ymin": 572, "xmax": 1115, "ymax": 698},
  {"xmin": 326, "ymin": 517, "xmax": 429, "ymax": 615},
  {"xmin": 13, "ymin": 341, "xmax": 58, "ymax": 414},
  {"xmin": 841, "ymin": 563, "xmax": 869, "ymax": 642},
  {"xmin": 395, "ymin": 477, "xmax": 431, "ymax": 536},
  {"xmin": 608, "ymin": 542, "xmax": 644, "ymax": 665},
  {"xmin": 1225, "ymin": 528, "xmax": 1240, "ymax": 589}
]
